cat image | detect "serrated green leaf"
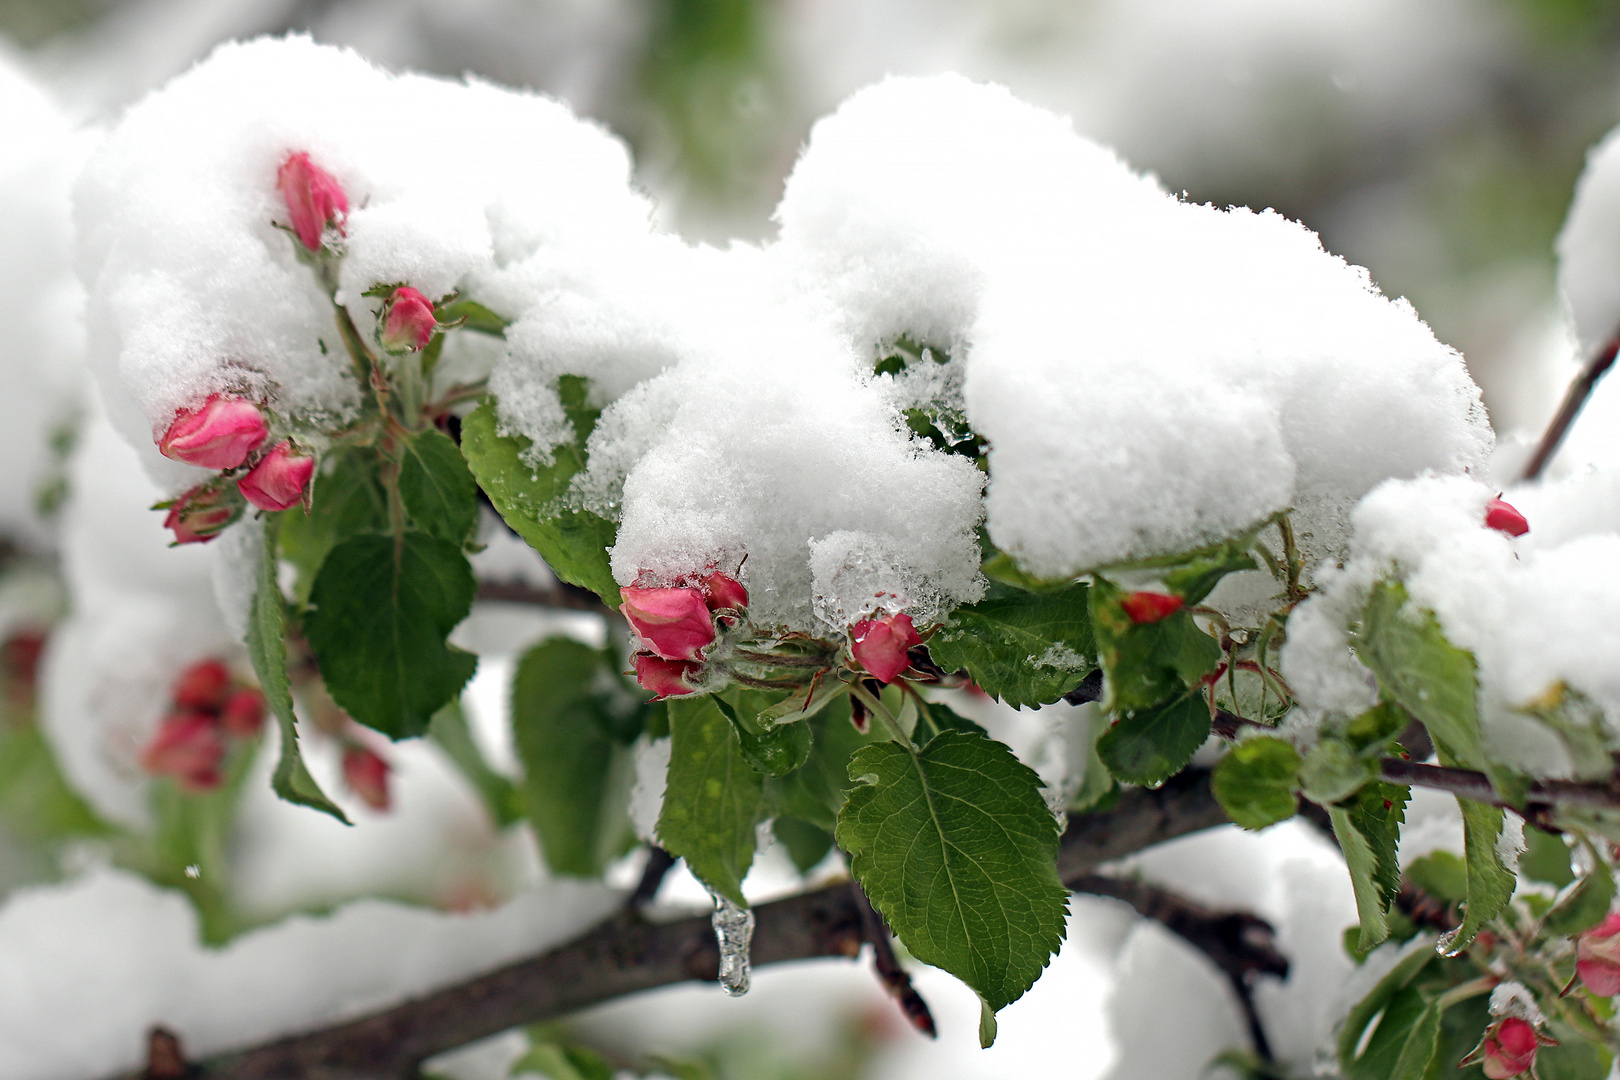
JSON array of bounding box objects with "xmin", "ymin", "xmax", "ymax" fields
[
  {"xmin": 836, "ymin": 729, "xmax": 1068, "ymax": 1013},
  {"xmin": 714, "ymin": 692, "xmax": 812, "ymax": 777},
  {"xmin": 927, "ymin": 583, "xmax": 1096, "ymax": 708},
  {"xmin": 1300, "ymin": 738, "xmax": 1376, "ymax": 805},
  {"xmin": 247, "ymin": 514, "xmax": 348, "ymax": 823},
  {"xmin": 1097, "ymin": 690, "xmax": 1212, "ymax": 786},
  {"xmin": 1442, "ymin": 798, "xmax": 1516, "ymax": 954},
  {"xmin": 460, "ymin": 401, "xmax": 619, "ymax": 605},
  {"xmin": 658, "ymin": 696, "xmax": 767, "ymax": 906},
  {"xmin": 304, "ymin": 531, "xmax": 478, "ymax": 740},
  {"xmin": 1347, "ymin": 781, "xmax": 1409, "ymax": 910},
  {"xmin": 277, "ymin": 446, "xmax": 388, "ymax": 604},
  {"xmin": 1338, "ymin": 941, "xmax": 1436, "ymax": 1069},
  {"xmin": 1332, "ymin": 803, "xmax": 1394, "ymax": 951},
  {"xmin": 399, "ymin": 428, "xmax": 479, "ymax": 544},
  {"xmin": 511, "ymin": 638, "xmax": 641, "ymax": 876},
  {"xmin": 1091, "ymin": 579, "xmax": 1220, "ymax": 712},
  {"xmin": 1212, "ymin": 737, "xmax": 1300, "ymax": 830},
  {"xmin": 429, "ymin": 700, "xmax": 521, "ymax": 828},
  {"xmin": 773, "ymin": 816, "xmax": 834, "ymax": 873},
  {"xmin": 1356, "ymin": 580, "xmax": 1487, "ymax": 772}
]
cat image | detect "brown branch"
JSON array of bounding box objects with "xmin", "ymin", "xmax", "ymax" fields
[
  {"xmin": 626, "ymin": 846, "xmax": 676, "ymax": 910},
  {"xmin": 1376, "ymin": 757, "xmax": 1620, "ymax": 813},
  {"xmin": 1520, "ymin": 329, "xmax": 1620, "ymax": 482},
  {"xmin": 475, "ymin": 578, "xmax": 614, "ymax": 615},
  {"xmin": 104, "ymin": 769, "xmax": 1234, "ymax": 1080},
  {"xmin": 1069, "ymin": 873, "xmax": 1288, "ymax": 1061},
  {"xmin": 850, "ymin": 881, "xmax": 937, "ymax": 1038}
]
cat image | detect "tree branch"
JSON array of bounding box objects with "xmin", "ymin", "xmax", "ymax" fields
[
  {"xmin": 850, "ymin": 881, "xmax": 937, "ymax": 1038},
  {"xmin": 106, "ymin": 770, "xmax": 1234, "ymax": 1080},
  {"xmin": 1520, "ymin": 328, "xmax": 1620, "ymax": 482},
  {"xmin": 475, "ymin": 578, "xmax": 614, "ymax": 615}
]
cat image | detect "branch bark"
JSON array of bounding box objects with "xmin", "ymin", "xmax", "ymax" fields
[
  {"xmin": 110, "ymin": 770, "xmax": 1233, "ymax": 1080},
  {"xmin": 1520, "ymin": 328, "xmax": 1620, "ymax": 482}
]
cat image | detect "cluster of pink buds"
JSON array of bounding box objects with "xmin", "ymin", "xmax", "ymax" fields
[
  {"xmin": 1471, "ymin": 1017, "xmax": 1551, "ymax": 1079},
  {"xmin": 278, "ymin": 152, "xmax": 348, "ymax": 253},
  {"xmin": 1577, "ymin": 912, "xmax": 1620, "ymax": 996},
  {"xmin": 1486, "ymin": 495, "xmax": 1530, "ymax": 538},
  {"xmin": 139, "ymin": 659, "xmax": 266, "ymax": 792},
  {"xmin": 379, "ymin": 287, "xmax": 439, "ymax": 353},
  {"xmin": 621, "ymin": 571, "xmax": 749, "ymax": 699},
  {"xmin": 341, "ymin": 742, "xmax": 392, "ymax": 811},
  {"xmin": 156, "ymin": 396, "xmax": 315, "ymax": 542},
  {"xmin": 849, "ymin": 612, "xmax": 921, "ymax": 684}
]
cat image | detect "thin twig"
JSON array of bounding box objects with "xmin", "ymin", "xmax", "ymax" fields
[
  {"xmin": 1070, "ymin": 873, "xmax": 1287, "ymax": 1062},
  {"xmin": 1521, "ymin": 329, "xmax": 1620, "ymax": 482},
  {"xmin": 474, "ymin": 579, "xmax": 614, "ymax": 616},
  {"xmin": 850, "ymin": 881, "xmax": 937, "ymax": 1038},
  {"xmin": 627, "ymin": 847, "xmax": 677, "ymax": 911}
]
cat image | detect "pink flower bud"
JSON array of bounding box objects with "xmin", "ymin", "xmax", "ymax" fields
[
  {"xmin": 700, "ymin": 571, "xmax": 748, "ymax": 613},
  {"xmin": 379, "ymin": 287, "xmax": 438, "ymax": 353},
  {"xmin": 236, "ymin": 441, "xmax": 315, "ymax": 512},
  {"xmin": 1486, "ymin": 496, "xmax": 1530, "ymax": 538},
  {"xmin": 172, "ymin": 659, "xmax": 231, "ymax": 711},
  {"xmin": 162, "ymin": 483, "xmax": 244, "ymax": 545},
  {"xmin": 140, "ymin": 712, "xmax": 225, "ymax": 792},
  {"xmin": 158, "ymin": 395, "xmax": 268, "ymax": 470},
  {"xmin": 850, "ymin": 612, "xmax": 922, "ymax": 684},
  {"xmin": 278, "ymin": 152, "xmax": 348, "ymax": 252},
  {"xmin": 220, "ymin": 687, "xmax": 267, "ymax": 739},
  {"xmin": 1577, "ymin": 912, "xmax": 1620, "ymax": 996},
  {"xmin": 633, "ymin": 653, "xmax": 701, "ymax": 700},
  {"xmin": 342, "ymin": 745, "xmax": 391, "ymax": 811},
  {"xmin": 1481, "ymin": 1018, "xmax": 1541, "ymax": 1079},
  {"xmin": 619, "ymin": 586, "xmax": 716, "ymax": 661},
  {"xmin": 1122, "ymin": 591, "xmax": 1183, "ymax": 625}
]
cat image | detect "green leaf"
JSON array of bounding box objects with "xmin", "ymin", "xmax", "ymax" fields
[
  {"xmin": 1381, "ymin": 999, "xmax": 1443, "ymax": 1080},
  {"xmin": 0, "ymin": 722, "xmax": 113, "ymax": 845},
  {"xmin": 1442, "ymin": 798, "xmax": 1516, "ymax": 954},
  {"xmin": 836, "ymin": 729, "xmax": 1068, "ymax": 1014},
  {"xmin": 1331, "ymin": 787, "xmax": 1408, "ymax": 952},
  {"xmin": 658, "ymin": 696, "xmax": 767, "ymax": 905},
  {"xmin": 1212, "ymin": 737, "xmax": 1300, "ymax": 830},
  {"xmin": 437, "ymin": 298, "xmax": 510, "ymax": 337},
  {"xmin": 429, "ymin": 700, "xmax": 521, "ymax": 828},
  {"xmin": 1356, "ymin": 580, "xmax": 1487, "ymax": 772},
  {"xmin": 1407, "ymin": 851, "xmax": 1469, "ymax": 903},
  {"xmin": 1160, "ymin": 535, "xmax": 1259, "ymax": 607},
  {"xmin": 1090, "ymin": 579, "xmax": 1221, "ymax": 712},
  {"xmin": 460, "ymin": 402, "xmax": 619, "ymax": 605},
  {"xmin": 277, "ymin": 446, "xmax": 389, "ymax": 604},
  {"xmin": 399, "ymin": 428, "xmax": 479, "ymax": 544},
  {"xmin": 1338, "ymin": 941, "xmax": 1436, "ymax": 1069},
  {"xmin": 511, "ymin": 638, "xmax": 641, "ymax": 876},
  {"xmin": 927, "ymin": 583, "xmax": 1096, "ymax": 708},
  {"xmin": 304, "ymin": 531, "xmax": 478, "ymax": 740},
  {"xmin": 1345, "ymin": 702, "xmax": 1410, "ymax": 755},
  {"xmin": 773, "ymin": 816, "xmax": 834, "ymax": 873},
  {"xmin": 978, "ymin": 996, "xmax": 999, "ymax": 1049},
  {"xmin": 979, "ymin": 549, "xmax": 1073, "ymax": 593},
  {"xmin": 1543, "ymin": 857, "xmax": 1617, "ymax": 938},
  {"xmin": 247, "ymin": 515, "xmax": 348, "ymax": 823},
  {"xmin": 509, "ymin": 1037, "xmax": 612, "ymax": 1080},
  {"xmin": 762, "ymin": 696, "xmax": 881, "ymax": 832},
  {"xmin": 1347, "ymin": 781, "xmax": 1409, "ymax": 912},
  {"xmin": 757, "ymin": 678, "xmax": 848, "ymax": 728},
  {"xmin": 1096, "ymin": 690, "xmax": 1212, "ymax": 786},
  {"xmin": 1537, "ymin": 1021, "xmax": 1614, "ymax": 1080},
  {"xmin": 1519, "ymin": 826, "xmax": 1576, "ymax": 889},
  {"xmin": 713, "ymin": 693, "xmax": 812, "ymax": 778},
  {"xmin": 1299, "ymin": 738, "xmax": 1376, "ymax": 805}
]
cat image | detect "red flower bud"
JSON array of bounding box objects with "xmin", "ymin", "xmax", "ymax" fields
[
  {"xmin": 1481, "ymin": 1017, "xmax": 1540, "ymax": 1079},
  {"xmin": 173, "ymin": 659, "xmax": 231, "ymax": 711},
  {"xmin": 140, "ymin": 712, "xmax": 225, "ymax": 792},
  {"xmin": 379, "ymin": 287, "xmax": 438, "ymax": 353},
  {"xmin": 162, "ymin": 482, "xmax": 244, "ymax": 545},
  {"xmin": 632, "ymin": 653, "xmax": 701, "ymax": 699},
  {"xmin": 236, "ymin": 441, "xmax": 315, "ymax": 512},
  {"xmin": 158, "ymin": 395, "xmax": 268, "ymax": 470},
  {"xmin": 850, "ymin": 612, "xmax": 921, "ymax": 684},
  {"xmin": 342, "ymin": 745, "xmax": 391, "ymax": 811},
  {"xmin": 1578, "ymin": 912, "xmax": 1620, "ymax": 996},
  {"xmin": 1486, "ymin": 496, "xmax": 1529, "ymax": 538},
  {"xmin": 1122, "ymin": 591, "xmax": 1183, "ymax": 624},
  {"xmin": 277, "ymin": 151, "xmax": 349, "ymax": 253},
  {"xmin": 219, "ymin": 687, "xmax": 267, "ymax": 739},
  {"xmin": 619, "ymin": 586, "xmax": 716, "ymax": 661},
  {"xmin": 700, "ymin": 571, "xmax": 748, "ymax": 613}
]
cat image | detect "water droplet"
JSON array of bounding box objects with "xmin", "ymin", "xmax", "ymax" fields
[{"xmin": 709, "ymin": 888, "xmax": 755, "ymax": 997}]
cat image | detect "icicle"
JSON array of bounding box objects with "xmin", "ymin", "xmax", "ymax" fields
[{"xmin": 709, "ymin": 888, "xmax": 755, "ymax": 997}]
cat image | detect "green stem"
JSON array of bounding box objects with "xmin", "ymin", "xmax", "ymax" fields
[
  {"xmin": 850, "ymin": 680, "xmax": 917, "ymax": 755},
  {"xmin": 1436, "ymin": 975, "xmax": 1497, "ymax": 1011}
]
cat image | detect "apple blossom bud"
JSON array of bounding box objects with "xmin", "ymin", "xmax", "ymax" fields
[
  {"xmin": 620, "ymin": 586, "xmax": 716, "ymax": 661},
  {"xmin": 278, "ymin": 151, "xmax": 348, "ymax": 252},
  {"xmin": 1577, "ymin": 912, "xmax": 1620, "ymax": 996},
  {"xmin": 173, "ymin": 659, "xmax": 231, "ymax": 711},
  {"xmin": 633, "ymin": 653, "xmax": 701, "ymax": 699},
  {"xmin": 236, "ymin": 441, "xmax": 315, "ymax": 511},
  {"xmin": 1481, "ymin": 1018, "xmax": 1540, "ymax": 1079},
  {"xmin": 1122, "ymin": 591, "xmax": 1183, "ymax": 624},
  {"xmin": 379, "ymin": 287, "xmax": 438, "ymax": 353},
  {"xmin": 700, "ymin": 572, "xmax": 748, "ymax": 613},
  {"xmin": 342, "ymin": 745, "xmax": 391, "ymax": 811},
  {"xmin": 850, "ymin": 612, "xmax": 922, "ymax": 684},
  {"xmin": 158, "ymin": 395, "xmax": 268, "ymax": 469},
  {"xmin": 162, "ymin": 482, "xmax": 244, "ymax": 545},
  {"xmin": 1486, "ymin": 496, "xmax": 1530, "ymax": 538},
  {"xmin": 140, "ymin": 712, "xmax": 226, "ymax": 792},
  {"xmin": 220, "ymin": 687, "xmax": 267, "ymax": 739}
]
